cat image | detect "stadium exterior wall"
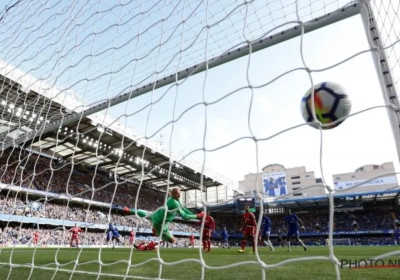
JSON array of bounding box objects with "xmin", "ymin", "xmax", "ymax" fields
[
  {"xmin": 332, "ymin": 162, "xmax": 398, "ymax": 193},
  {"xmin": 238, "ymin": 164, "xmax": 325, "ymax": 199}
]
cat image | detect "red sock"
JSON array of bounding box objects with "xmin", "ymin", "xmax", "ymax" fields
[
  {"xmin": 203, "ymin": 241, "xmax": 207, "ymax": 250},
  {"xmin": 241, "ymin": 240, "xmax": 246, "ymax": 250},
  {"xmin": 252, "ymin": 238, "xmax": 255, "ymax": 252},
  {"xmin": 207, "ymin": 240, "xmax": 211, "ymax": 251}
]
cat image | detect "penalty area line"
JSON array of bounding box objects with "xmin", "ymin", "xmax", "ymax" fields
[{"xmin": 0, "ymin": 263, "xmax": 172, "ymax": 280}]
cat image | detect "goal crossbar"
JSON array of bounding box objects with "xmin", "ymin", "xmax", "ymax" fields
[{"xmin": 1, "ymin": 2, "xmax": 361, "ymax": 150}]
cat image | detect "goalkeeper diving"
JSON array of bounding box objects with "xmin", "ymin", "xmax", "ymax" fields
[{"xmin": 124, "ymin": 187, "xmax": 203, "ymax": 243}]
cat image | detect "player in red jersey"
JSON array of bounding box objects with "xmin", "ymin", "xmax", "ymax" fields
[
  {"xmin": 129, "ymin": 230, "xmax": 135, "ymax": 246},
  {"xmin": 70, "ymin": 223, "xmax": 82, "ymax": 248},
  {"xmin": 238, "ymin": 205, "xmax": 257, "ymax": 253},
  {"xmin": 32, "ymin": 231, "xmax": 40, "ymax": 246},
  {"xmin": 134, "ymin": 240, "xmax": 159, "ymax": 251},
  {"xmin": 258, "ymin": 228, "xmax": 263, "ymax": 248},
  {"xmin": 197, "ymin": 212, "xmax": 216, "ymax": 252},
  {"xmin": 189, "ymin": 233, "xmax": 195, "ymax": 248}
]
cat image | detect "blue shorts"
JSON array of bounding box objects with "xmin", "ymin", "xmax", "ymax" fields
[
  {"xmin": 287, "ymin": 228, "xmax": 299, "ymax": 238},
  {"xmin": 262, "ymin": 229, "xmax": 271, "ymax": 238}
]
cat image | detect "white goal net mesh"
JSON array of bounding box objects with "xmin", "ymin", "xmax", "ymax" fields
[
  {"xmin": 332, "ymin": 239, "xmax": 351, "ymax": 246},
  {"xmin": 0, "ymin": 0, "xmax": 399, "ymax": 279}
]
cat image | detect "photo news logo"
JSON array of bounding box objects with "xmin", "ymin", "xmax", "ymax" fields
[{"xmin": 340, "ymin": 259, "xmax": 400, "ymax": 269}]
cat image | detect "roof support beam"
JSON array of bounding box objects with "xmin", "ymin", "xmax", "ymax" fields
[
  {"xmin": 142, "ymin": 178, "xmax": 163, "ymax": 183},
  {"xmin": 296, "ymin": 201, "xmax": 303, "ymax": 209},
  {"xmin": 119, "ymin": 170, "xmax": 141, "ymax": 177},
  {"xmin": 62, "ymin": 148, "xmax": 87, "ymax": 159},
  {"xmin": 103, "ymin": 163, "xmax": 129, "ymax": 171},
  {"xmin": 96, "ymin": 161, "xmax": 118, "ymax": 168}
]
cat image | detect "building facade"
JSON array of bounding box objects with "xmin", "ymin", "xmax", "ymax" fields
[
  {"xmin": 238, "ymin": 163, "xmax": 325, "ymax": 199},
  {"xmin": 332, "ymin": 162, "xmax": 398, "ymax": 193}
]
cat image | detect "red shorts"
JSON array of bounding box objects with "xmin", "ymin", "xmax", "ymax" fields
[
  {"xmin": 33, "ymin": 238, "xmax": 38, "ymax": 243},
  {"xmin": 71, "ymin": 234, "xmax": 78, "ymax": 240},
  {"xmin": 147, "ymin": 244, "xmax": 156, "ymax": 250},
  {"xmin": 202, "ymin": 229, "xmax": 211, "ymax": 238},
  {"xmin": 243, "ymin": 226, "xmax": 255, "ymax": 237},
  {"xmin": 138, "ymin": 244, "xmax": 147, "ymax": 251},
  {"xmin": 189, "ymin": 240, "xmax": 194, "ymax": 245},
  {"xmin": 130, "ymin": 237, "xmax": 134, "ymax": 243}
]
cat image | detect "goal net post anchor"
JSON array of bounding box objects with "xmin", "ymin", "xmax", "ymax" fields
[{"xmin": 359, "ymin": 1, "xmax": 400, "ymax": 163}]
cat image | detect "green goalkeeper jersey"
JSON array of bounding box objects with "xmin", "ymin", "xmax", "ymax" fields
[{"xmin": 151, "ymin": 197, "xmax": 197, "ymax": 224}]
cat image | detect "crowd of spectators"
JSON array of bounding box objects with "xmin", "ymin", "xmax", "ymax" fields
[
  {"xmin": 213, "ymin": 210, "xmax": 400, "ymax": 234},
  {"xmin": 0, "ymin": 226, "xmax": 189, "ymax": 247},
  {"xmin": 1, "ymin": 225, "xmax": 396, "ymax": 248},
  {"xmin": 0, "ymin": 148, "xmax": 165, "ymax": 211},
  {"xmin": 0, "ymin": 195, "xmax": 198, "ymax": 233},
  {"xmin": 220, "ymin": 236, "xmax": 397, "ymax": 247}
]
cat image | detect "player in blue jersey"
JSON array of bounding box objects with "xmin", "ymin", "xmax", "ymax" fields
[
  {"xmin": 261, "ymin": 213, "xmax": 274, "ymax": 252},
  {"xmin": 277, "ymin": 177, "xmax": 287, "ymax": 196},
  {"xmin": 107, "ymin": 222, "xmax": 121, "ymax": 249},
  {"xmin": 394, "ymin": 219, "xmax": 400, "ymax": 230},
  {"xmin": 264, "ymin": 178, "xmax": 276, "ymax": 197},
  {"xmin": 106, "ymin": 226, "xmax": 113, "ymax": 248},
  {"xmin": 394, "ymin": 228, "xmax": 400, "ymax": 245},
  {"xmin": 107, "ymin": 230, "xmax": 112, "ymax": 245},
  {"xmin": 221, "ymin": 227, "xmax": 230, "ymax": 248},
  {"xmin": 315, "ymin": 222, "xmax": 321, "ymax": 232},
  {"xmin": 284, "ymin": 209, "xmax": 307, "ymax": 252},
  {"xmin": 276, "ymin": 229, "xmax": 286, "ymax": 247},
  {"xmin": 394, "ymin": 218, "xmax": 400, "ymax": 246}
]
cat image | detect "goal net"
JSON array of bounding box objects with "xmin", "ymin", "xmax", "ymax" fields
[
  {"xmin": 332, "ymin": 239, "xmax": 352, "ymax": 246},
  {"xmin": 0, "ymin": 0, "xmax": 399, "ymax": 279}
]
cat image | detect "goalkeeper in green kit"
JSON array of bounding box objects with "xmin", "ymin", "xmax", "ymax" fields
[{"xmin": 124, "ymin": 187, "xmax": 203, "ymax": 243}]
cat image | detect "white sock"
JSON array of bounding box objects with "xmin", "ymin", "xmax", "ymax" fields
[
  {"xmin": 268, "ymin": 240, "xmax": 274, "ymax": 250},
  {"xmin": 298, "ymin": 239, "xmax": 306, "ymax": 248}
]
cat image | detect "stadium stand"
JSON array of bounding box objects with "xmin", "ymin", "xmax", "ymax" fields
[
  {"xmin": 1, "ymin": 147, "xmax": 400, "ymax": 248},
  {"xmin": 0, "ymin": 148, "xmax": 166, "ymax": 210}
]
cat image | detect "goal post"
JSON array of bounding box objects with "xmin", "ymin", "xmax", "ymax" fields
[{"xmin": 359, "ymin": 1, "xmax": 400, "ymax": 164}]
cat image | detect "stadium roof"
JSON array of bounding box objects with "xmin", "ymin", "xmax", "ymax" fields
[{"xmin": 0, "ymin": 60, "xmax": 236, "ymax": 192}]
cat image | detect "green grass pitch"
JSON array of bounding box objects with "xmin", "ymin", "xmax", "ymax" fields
[{"xmin": 0, "ymin": 246, "xmax": 399, "ymax": 280}]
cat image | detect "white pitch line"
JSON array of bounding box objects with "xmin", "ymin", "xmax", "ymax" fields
[{"xmin": 0, "ymin": 263, "xmax": 172, "ymax": 280}]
